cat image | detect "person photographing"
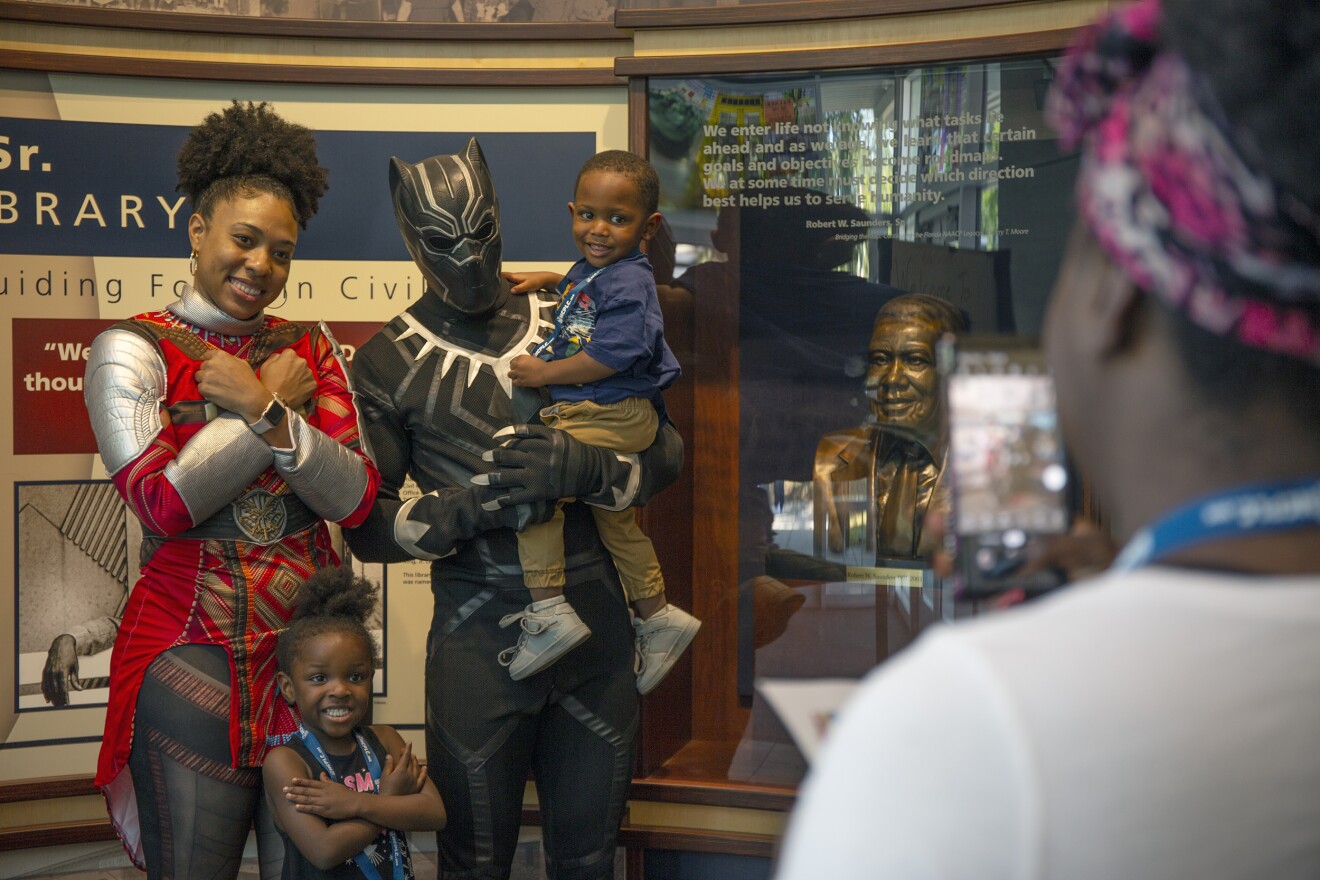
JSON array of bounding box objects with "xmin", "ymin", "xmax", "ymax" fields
[{"xmin": 776, "ymin": 1, "xmax": 1320, "ymax": 877}]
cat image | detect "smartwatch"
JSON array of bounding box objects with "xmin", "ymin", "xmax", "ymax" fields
[{"xmin": 247, "ymin": 395, "xmax": 287, "ymax": 434}]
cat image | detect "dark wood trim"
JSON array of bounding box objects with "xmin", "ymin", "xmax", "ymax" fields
[
  {"xmin": 0, "ymin": 49, "xmax": 625, "ymax": 87},
  {"xmin": 0, "ymin": 821, "xmax": 119, "ymax": 852},
  {"xmin": 626, "ymin": 845, "xmax": 645, "ymax": 880},
  {"xmin": 628, "ymin": 76, "xmax": 650, "ymax": 155},
  {"xmin": 0, "ymin": 775, "xmax": 98, "ymax": 805},
  {"xmin": 629, "ymin": 779, "xmax": 795, "ymax": 812},
  {"xmin": 0, "ymin": 0, "xmax": 628, "ymax": 40},
  {"xmin": 617, "ymin": 0, "xmax": 1037, "ymax": 29},
  {"xmin": 0, "ymin": 775, "xmax": 790, "ymax": 846},
  {"xmin": 616, "ymin": 27, "xmax": 1077, "ymax": 77},
  {"xmin": 618, "ymin": 825, "xmax": 777, "ymax": 859},
  {"xmin": 0, "ymin": 816, "xmax": 779, "ymax": 858},
  {"xmin": 687, "ymin": 242, "xmax": 748, "ymax": 747}
]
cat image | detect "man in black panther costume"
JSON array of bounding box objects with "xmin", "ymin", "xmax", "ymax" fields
[{"xmin": 344, "ymin": 139, "xmax": 682, "ymax": 880}]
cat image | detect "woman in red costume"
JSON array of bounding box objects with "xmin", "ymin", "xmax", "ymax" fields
[{"xmin": 83, "ymin": 101, "xmax": 380, "ymax": 879}]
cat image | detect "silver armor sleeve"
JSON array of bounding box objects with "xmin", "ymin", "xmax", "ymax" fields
[
  {"xmin": 85, "ymin": 329, "xmax": 167, "ymax": 476},
  {"xmin": 271, "ymin": 410, "xmax": 371, "ymax": 523},
  {"xmin": 164, "ymin": 413, "xmax": 274, "ymax": 525}
]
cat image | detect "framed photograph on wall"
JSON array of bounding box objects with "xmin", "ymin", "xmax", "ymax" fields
[
  {"xmin": 14, "ymin": 481, "xmax": 129, "ymax": 714},
  {"xmin": 13, "ymin": 482, "xmax": 390, "ymax": 722}
]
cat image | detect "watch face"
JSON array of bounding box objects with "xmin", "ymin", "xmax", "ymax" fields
[{"xmin": 252, "ymin": 396, "xmax": 286, "ymax": 433}]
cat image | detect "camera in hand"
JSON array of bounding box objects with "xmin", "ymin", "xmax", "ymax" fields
[{"xmin": 938, "ymin": 335, "xmax": 1070, "ymax": 598}]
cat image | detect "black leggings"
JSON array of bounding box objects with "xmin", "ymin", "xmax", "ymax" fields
[
  {"xmin": 426, "ymin": 562, "xmax": 639, "ymax": 880},
  {"xmin": 128, "ymin": 644, "xmax": 284, "ymax": 880}
]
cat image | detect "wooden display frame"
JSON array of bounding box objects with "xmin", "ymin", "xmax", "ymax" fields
[{"xmin": 630, "ymin": 27, "xmax": 1085, "ymax": 802}]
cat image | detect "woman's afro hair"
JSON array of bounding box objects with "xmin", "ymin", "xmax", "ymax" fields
[{"xmin": 176, "ymin": 100, "xmax": 328, "ymax": 229}]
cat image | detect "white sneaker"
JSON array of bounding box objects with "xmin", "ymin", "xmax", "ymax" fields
[
  {"xmin": 633, "ymin": 604, "xmax": 701, "ymax": 695},
  {"xmin": 498, "ymin": 595, "xmax": 591, "ymax": 680}
]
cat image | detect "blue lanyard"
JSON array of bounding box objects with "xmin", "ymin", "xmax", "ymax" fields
[
  {"xmin": 531, "ymin": 264, "xmax": 610, "ymax": 358},
  {"xmin": 295, "ymin": 724, "xmax": 405, "ymax": 880},
  {"xmin": 1111, "ymin": 475, "xmax": 1320, "ymax": 572}
]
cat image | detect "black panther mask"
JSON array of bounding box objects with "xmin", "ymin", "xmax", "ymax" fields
[{"xmin": 390, "ymin": 138, "xmax": 503, "ymax": 316}]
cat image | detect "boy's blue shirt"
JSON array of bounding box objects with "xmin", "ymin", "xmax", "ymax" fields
[{"xmin": 544, "ymin": 248, "xmax": 680, "ymax": 406}]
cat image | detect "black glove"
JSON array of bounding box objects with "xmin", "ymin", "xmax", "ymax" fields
[
  {"xmin": 405, "ymin": 485, "xmax": 556, "ymax": 557},
  {"xmin": 472, "ymin": 424, "xmax": 637, "ymax": 512}
]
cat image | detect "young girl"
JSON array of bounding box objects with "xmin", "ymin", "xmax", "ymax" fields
[{"xmin": 264, "ymin": 567, "xmax": 445, "ymax": 879}]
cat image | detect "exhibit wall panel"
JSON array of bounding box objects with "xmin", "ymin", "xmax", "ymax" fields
[{"xmin": 0, "ymin": 69, "xmax": 627, "ymax": 784}]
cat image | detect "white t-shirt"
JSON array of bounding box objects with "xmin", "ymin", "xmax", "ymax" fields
[{"xmin": 775, "ymin": 568, "xmax": 1320, "ymax": 880}]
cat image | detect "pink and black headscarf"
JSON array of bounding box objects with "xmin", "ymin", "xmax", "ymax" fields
[{"xmin": 1047, "ymin": 0, "xmax": 1320, "ymax": 364}]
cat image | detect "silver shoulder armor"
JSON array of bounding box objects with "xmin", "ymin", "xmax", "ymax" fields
[
  {"xmin": 85, "ymin": 328, "xmax": 167, "ymax": 476},
  {"xmin": 321, "ymin": 321, "xmax": 376, "ymax": 465}
]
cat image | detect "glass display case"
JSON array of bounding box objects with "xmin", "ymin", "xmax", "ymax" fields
[{"xmin": 638, "ymin": 53, "xmax": 1082, "ymax": 794}]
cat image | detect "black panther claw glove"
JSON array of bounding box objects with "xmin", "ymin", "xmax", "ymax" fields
[
  {"xmin": 472, "ymin": 424, "xmax": 640, "ymax": 513},
  {"xmin": 407, "ymin": 486, "xmax": 552, "ymax": 556}
]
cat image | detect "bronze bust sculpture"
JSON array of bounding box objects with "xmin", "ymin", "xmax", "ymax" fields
[{"xmin": 814, "ymin": 294, "xmax": 968, "ymax": 561}]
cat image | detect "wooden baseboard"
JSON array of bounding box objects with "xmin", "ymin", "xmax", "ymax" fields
[
  {"xmin": 0, "ymin": 776, "xmax": 98, "ymax": 805},
  {"xmin": 0, "ymin": 775, "xmax": 780, "ymax": 858},
  {"xmin": 0, "ymin": 820, "xmax": 119, "ymax": 851}
]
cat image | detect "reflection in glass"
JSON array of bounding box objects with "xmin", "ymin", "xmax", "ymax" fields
[
  {"xmin": 815, "ymin": 294, "xmax": 969, "ymax": 565},
  {"xmin": 649, "ymin": 57, "xmax": 1078, "ymax": 788}
]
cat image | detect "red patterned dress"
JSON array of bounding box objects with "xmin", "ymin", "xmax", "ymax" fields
[{"xmin": 87, "ymin": 290, "xmax": 380, "ymax": 867}]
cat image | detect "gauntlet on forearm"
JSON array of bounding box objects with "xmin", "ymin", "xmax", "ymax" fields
[{"xmin": 272, "ymin": 411, "xmax": 372, "ymax": 523}]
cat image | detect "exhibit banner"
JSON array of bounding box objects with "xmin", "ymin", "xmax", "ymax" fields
[{"xmin": 1, "ymin": 70, "xmax": 619, "ymax": 782}]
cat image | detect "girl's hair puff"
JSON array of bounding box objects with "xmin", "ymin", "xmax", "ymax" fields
[
  {"xmin": 176, "ymin": 100, "xmax": 328, "ymax": 229},
  {"xmin": 277, "ymin": 565, "xmax": 378, "ymax": 674}
]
